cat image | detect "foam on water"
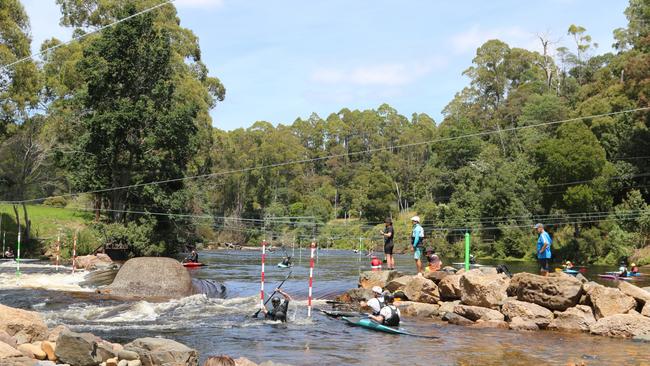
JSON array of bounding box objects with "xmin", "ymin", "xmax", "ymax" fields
[{"xmin": 0, "ymin": 271, "xmax": 90, "ymax": 292}]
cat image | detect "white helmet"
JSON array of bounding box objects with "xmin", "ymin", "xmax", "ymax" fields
[{"xmin": 411, "ymin": 216, "xmax": 420, "ymax": 223}]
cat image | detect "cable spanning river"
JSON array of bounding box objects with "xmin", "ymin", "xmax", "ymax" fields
[{"xmin": 1, "ymin": 251, "xmax": 649, "ymax": 365}]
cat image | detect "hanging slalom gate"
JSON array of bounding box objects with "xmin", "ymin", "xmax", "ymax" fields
[
  {"xmin": 72, "ymin": 231, "xmax": 77, "ymax": 273},
  {"xmin": 259, "ymin": 240, "xmax": 318, "ymax": 318}
]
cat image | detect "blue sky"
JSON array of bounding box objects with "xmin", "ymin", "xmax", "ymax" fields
[{"xmin": 22, "ymin": 0, "xmax": 628, "ymax": 131}]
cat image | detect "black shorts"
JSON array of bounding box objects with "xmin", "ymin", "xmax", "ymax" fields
[
  {"xmin": 538, "ymin": 258, "xmax": 550, "ymax": 271},
  {"xmin": 384, "ymin": 243, "xmax": 394, "ymax": 255}
]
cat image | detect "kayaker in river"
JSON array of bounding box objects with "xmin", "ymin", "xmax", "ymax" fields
[
  {"xmin": 631, "ymin": 263, "xmax": 639, "ymax": 274},
  {"xmin": 263, "ymin": 288, "xmax": 292, "ymax": 322},
  {"xmin": 411, "ymin": 216, "xmax": 425, "ymax": 274},
  {"xmin": 281, "ymin": 256, "xmax": 292, "ymax": 267},
  {"xmin": 365, "ymin": 286, "xmax": 385, "ymax": 315},
  {"xmin": 184, "ymin": 249, "xmax": 198, "ymax": 263},
  {"xmin": 369, "ymin": 293, "xmax": 400, "ymax": 326},
  {"xmin": 619, "ymin": 261, "xmax": 629, "ymax": 277},
  {"xmin": 4, "ymin": 248, "xmax": 14, "ymax": 258}
]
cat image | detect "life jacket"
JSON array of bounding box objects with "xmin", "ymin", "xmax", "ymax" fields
[{"xmin": 383, "ymin": 305, "xmax": 399, "ymax": 326}]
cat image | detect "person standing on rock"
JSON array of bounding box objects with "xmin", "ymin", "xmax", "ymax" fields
[
  {"xmin": 411, "ymin": 216, "xmax": 425, "ymax": 274},
  {"xmin": 380, "ymin": 218, "xmax": 395, "ymax": 270},
  {"xmin": 535, "ymin": 223, "xmax": 552, "ymax": 276}
]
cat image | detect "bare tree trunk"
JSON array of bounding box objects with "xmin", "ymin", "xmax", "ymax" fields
[{"xmin": 21, "ymin": 203, "xmax": 30, "ymax": 243}]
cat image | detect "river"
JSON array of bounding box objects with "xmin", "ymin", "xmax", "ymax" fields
[{"xmin": 0, "ymin": 250, "xmax": 649, "ymax": 366}]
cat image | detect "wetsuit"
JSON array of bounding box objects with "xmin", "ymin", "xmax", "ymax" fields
[
  {"xmin": 188, "ymin": 252, "xmax": 198, "ymax": 263},
  {"xmin": 411, "ymin": 224, "xmax": 424, "ymax": 260},
  {"xmin": 383, "ymin": 226, "xmax": 394, "ymax": 255},
  {"xmin": 265, "ymin": 300, "xmax": 289, "ymax": 322},
  {"xmin": 379, "ymin": 305, "xmax": 400, "ymax": 326}
]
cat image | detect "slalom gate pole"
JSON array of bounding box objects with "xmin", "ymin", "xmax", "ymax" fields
[
  {"xmin": 16, "ymin": 231, "xmax": 21, "ymax": 278},
  {"xmin": 72, "ymin": 231, "xmax": 77, "ymax": 273},
  {"xmin": 307, "ymin": 241, "xmax": 316, "ymax": 318},
  {"xmin": 56, "ymin": 231, "xmax": 61, "ymax": 271},
  {"xmin": 464, "ymin": 231, "xmax": 470, "ymax": 271},
  {"xmin": 260, "ymin": 240, "xmax": 267, "ymax": 311},
  {"xmin": 2, "ymin": 232, "xmax": 4, "ymax": 258}
]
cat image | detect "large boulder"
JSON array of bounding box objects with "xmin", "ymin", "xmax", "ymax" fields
[
  {"xmin": 585, "ymin": 283, "xmax": 636, "ymax": 319},
  {"xmin": 617, "ymin": 281, "xmax": 650, "ymax": 307},
  {"xmin": 438, "ymin": 275, "xmax": 462, "ymax": 301},
  {"xmin": 384, "ymin": 275, "xmax": 413, "ymax": 293},
  {"xmin": 0, "ymin": 304, "xmax": 47, "ymax": 344},
  {"xmin": 125, "ymin": 337, "xmax": 198, "ymax": 366},
  {"xmin": 453, "ymin": 305, "xmax": 504, "ymax": 322},
  {"xmin": 358, "ymin": 270, "xmax": 402, "ymax": 290},
  {"xmin": 55, "ymin": 331, "xmax": 101, "ymax": 366},
  {"xmin": 396, "ymin": 301, "xmax": 439, "ymax": 318},
  {"xmin": 335, "ymin": 288, "xmax": 373, "ymax": 303},
  {"xmin": 472, "ymin": 320, "xmax": 509, "ymax": 329},
  {"xmin": 442, "ymin": 312, "xmax": 474, "ymax": 326},
  {"xmin": 0, "ymin": 341, "xmax": 23, "ymax": 359},
  {"xmin": 589, "ymin": 314, "xmax": 650, "ymax": 338},
  {"xmin": 548, "ymin": 305, "xmax": 596, "ymax": 332},
  {"xmin": 438, "ymin": 300, "xmax": 460, "ymax": 315},
  {"xmin": 501, "ymin": 298, "xmax": 554, "ymax": 327},
  {"xmin": 643, "ymin": 303, "xmax": 650, "ymax": 317},
  {"xmin": 403, "ymin": 276, "xmax": 440, "ymax": 303},
  {"xmin": 422, "ymin": 271, "xmax": 449, "ymax": 284},
  {"xmin": 47, "ymin": 325, "xmax": 70, "ymax": 343},
  {"xmin": 75, "ymin": 254, "xmax": 113, "ymax": 270},
  {"xmin": 0, "ymin": 331, "xmax": 17, "ymax": 349},
  {"xmin": 103, "ymin": 257, "xmax": 193, "ymax": 299},
  {"xmin": 508, "ymin": 272, "xmax": 583, "ymax": 311},
  {"xmin": 459, "ymin": 272, "xmax": 509, "ymax": 308},
  {"xmin": 509, "ymin": 316, "xmax": 539, "ymax": 331}
]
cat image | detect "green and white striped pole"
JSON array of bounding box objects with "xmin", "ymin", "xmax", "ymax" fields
[{"xmin": 16, "ymin": 230, "xmax": 21, "ymax": 278}]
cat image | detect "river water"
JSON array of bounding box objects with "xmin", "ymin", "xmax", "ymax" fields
[{"xmin": 1, "ymin": 250, "xmax": 649, "ymax": 366}]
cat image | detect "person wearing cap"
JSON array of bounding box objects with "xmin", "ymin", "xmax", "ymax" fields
[
  {"xmin": 534, "ymin": 223, "xmax": 552, "ymax": 276},
  {"xmin": 618, "ymin": 261, "xmax": 629, "ymax": 277},
  {"xmin": 380, "ymin": 218, "xmax": 395, "ymax": 270},
  {"xmin": 424, "ymin": 248, "xmax": 442, "ymax": 273},
  {"xmin": 563, "ymin": 260, "xmax": 574, "ymax": 269},
  {"xmin": 411, "ymin": 216, "xmax": 425, "ymax": 274},
  {"xmin": 630, "ymin": 263, "xmax": 639, "ymax": 274},
  {"xmin": 366, "ymin": 286, "xmax": 386, "ymax": 315},
  {"xmin": 262, "ymin": 288, "xmax": 292, "ymax": 322},
  {"xmin": 369, "ymin": 293, "xmax": 400, "ymax": 326}
]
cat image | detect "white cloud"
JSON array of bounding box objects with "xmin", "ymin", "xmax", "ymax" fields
[
  {"xmin": 310, "ymin": 58, "xmax": 446, "ymax": 87},
  {"xmin": 174, "ymin": 0, "xmax": 225, "ymax": 9},
  {"xmin": 450, "ymin": 25, "xmax": 541, "ymax": 54}
]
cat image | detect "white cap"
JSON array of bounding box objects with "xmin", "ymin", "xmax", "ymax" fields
[
  {"xmin": 411, "ymin": 216, "xmax": 420, "ymax": 223},
  {"xmin": 534, "ymin": 223, "xmax": 543, "ymax": 229},
  {"xmin": 372, "ymin": 286, "xmax": 383, "ymax": 294}
]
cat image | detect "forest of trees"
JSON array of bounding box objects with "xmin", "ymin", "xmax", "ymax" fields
[{"xmin": 0, "ymin": 0, "xmax": 649, "ymax": 264}]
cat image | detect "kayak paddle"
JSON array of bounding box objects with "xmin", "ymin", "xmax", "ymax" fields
[{"xmin": 252, "ymin": 270, "xmax": 292, "ymax": 318}]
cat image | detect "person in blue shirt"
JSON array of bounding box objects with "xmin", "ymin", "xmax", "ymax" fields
[
  {"xmin": 535, "ymin": 223, "xmax": 552, "ymax": 276},
  {"xmin": 411, "ymin": 216, "xmax": 425, "ymax": 274}
]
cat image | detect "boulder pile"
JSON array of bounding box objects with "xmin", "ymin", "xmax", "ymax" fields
[
  {"xmin": 0, "ymin": 304, "xmax": 290, "ymax": 366},
  {"xmin": 340, "ymin": 269, "xmax": 650, "ymax": 339}
]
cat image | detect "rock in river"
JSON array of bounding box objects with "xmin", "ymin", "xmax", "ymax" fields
[
  {"xmin": 585, "ymin": 283, "xmax": 636, "ymax": 319},
  {"xmin": 0, "ymin": 304, "xmax": 47, "ymax": 344},
  {"xmin": 55, "ymin": 330, "xmax": 102, "ymax": 366},
  {"xmin": 102, "ymin": 257, "xmax": 194, "ymax": 299},
  {"xmin": 508, "ymin": 272, "xmax": 583, "ymax": 311},
  {"xmin": 125, "ymin": 337, "xmax": 198, "ymax": 366},
  {"xmin": 358, "ymin": 270, "xmax": 403, "ymax": 290},
  {"xmin": 589, "ymin": 313, "xmax": 650, "ymax": 338},
  {"xmin": 459, "ymin": 272, "xmax": 509, "ymax": 308},
  {"xmin": 547, "ymin": 305, "xmax": 596, "ymax": 332}
]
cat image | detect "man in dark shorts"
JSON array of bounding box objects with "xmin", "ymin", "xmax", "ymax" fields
[
  {"xmin": 380, "ymin": 218, "xmax": 395, "ymax": 270},
  {"xmin": 263, "ymin": 288, "xmax": 292, "ymax": 322},
  {"xmin": 535, "ymin": 223, "xmax": 552, "ymax": 276}
]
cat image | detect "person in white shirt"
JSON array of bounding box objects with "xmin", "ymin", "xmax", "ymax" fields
[
  {"xmin": 369, "ymin": 293, "xmax": 400, "ymax": 326},
  {"xmin": 366, "ymin": 286, "xmax": 385, "ymax": 315}
]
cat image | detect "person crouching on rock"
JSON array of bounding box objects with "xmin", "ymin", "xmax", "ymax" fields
[
  {"xmin": 424, "ymin": 249, "xmax": 442, "ymax": 273},
  {"xmin": 369, "ymin": 293, "xmax": 400, "ymax": 326},
  {"xmin": 263, "ymin": 288, "xmax": 292, "ymax": 322},
  {"xmin": 370, "ymin": 256, "xmax": 382, "ymax": 270}
]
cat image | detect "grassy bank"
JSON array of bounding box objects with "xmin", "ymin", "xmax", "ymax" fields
[{"xmin": 0, "ymin": 204, "xmax": 96, "ymax": 258}]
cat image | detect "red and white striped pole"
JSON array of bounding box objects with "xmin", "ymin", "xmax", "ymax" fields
[
  {"xmin": 260, "ymin": 240, "xmax": 267, "ymax": 311},
  {"xmin": 72, "ymin": 231, "xmax": 77, "ymax": 273},
  {"xmin": 307, "ymin": 241, "xmax": 316, "ymax": 318},
  {"xmin": 56, "ymin": 231, "xmax": 60, "ymax": 271}
]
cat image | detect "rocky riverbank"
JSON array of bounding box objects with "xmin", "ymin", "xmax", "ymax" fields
[
  {"xmin": 337, "ymin": 268, "xmax": 650, "ymax": 341},
  {"xmin": 0, "ymin": 304, "xmax": 287, "ymax": 366}
]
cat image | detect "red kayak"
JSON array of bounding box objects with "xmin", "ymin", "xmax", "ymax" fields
[{"xmin": 182, "ymin": 262, "xmax": 206, "ymax": 268}]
